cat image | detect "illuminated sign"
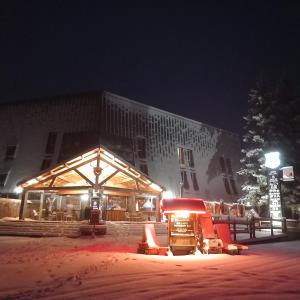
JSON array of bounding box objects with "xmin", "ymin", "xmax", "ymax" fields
[
  {"xmin": 282, "ymin": 166, "xmax": 294, "ymax": 182},
  {"xmin": 265, "ymin": 152, "xmax": 280, "ymax": 169},
  {"xmin": 268, "ymin": 170, "xmax": 282, "ymax": 219}
]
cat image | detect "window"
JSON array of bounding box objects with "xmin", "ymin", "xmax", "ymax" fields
[
  {"xmin": 5, "ymin": 146, "xmax": 17, "ymax": 160},
  {"xmin": 137, "ymin": 138, "xmax": 146, "ymax": 159},
  {"xmin": 0, "ymin": 173, "xmax": 8, "ymax": 187},
  {"xmin": 190, "ymin": 172, "xmax": 199, "ymax": 191},
  {"xmin": 219, "ymin": 157, "xmax": 226, "ymax": 173},
  {"xmin": 45, "ymin": 132, "xmax": 57, "ymax": 155},
  {"xmin": 230, "ymin": 179, "xmax": 238, "ymax": 195},
  {"xmin": 181, "ymin": 170, "xmax": 189, "ymax": 190},
  {"xmin": 223, "ymin": 178, "xmax": 231, "ymax": 195},
  {"xmin": 40, "ymin": 158, "xmax": 52, "ymax": 171},
  {"xmin": 226, "ymin": 158, "xmax": 233, "ymax": 175},
  {"xmin": 187, "ymin": 149, "xmax": 194, "ymax": 168},
  {"xmin": 177, "ymin": 147, "xmax": 185, "ymax": 165},
  {"xmin": 140, "ymin": 164, "xmax": 148, "ymax": 175}
]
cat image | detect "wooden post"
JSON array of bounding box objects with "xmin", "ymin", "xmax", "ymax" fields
[
  {"xmin": 252, "ymin": 217, "xmax": 256, "ymax": 238},
  {"xmin": 270, "ymin": 217, "xmax": 274, "ymax": 236},
  {"xmin": 282, "ymin": 217, "xmax": 287, "ymax": 233},
  {"xmin": 156, "ymin": 194, "xmax": 161, "ymax": 222},
  {"xmin": 233, "ymin": 219, "xmax": 237, "ymax": 241},
  {"xmin": 39, "ymin": 191, "xmax": 45, "ymax": 220},
  {"xmin": 249, "ymin": 218, "xmax": 253, "ymax": 239},
  {"xmin": 19, "ymin": 191, "xmax": 27, "ymax": 220}
]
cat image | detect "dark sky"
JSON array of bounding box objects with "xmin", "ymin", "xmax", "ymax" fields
[{"xmin": 1, "ymin": 1, "xmax": 300, "ymax": 135}]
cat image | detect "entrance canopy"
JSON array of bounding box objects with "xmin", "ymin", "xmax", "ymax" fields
[{"xmin": 18, "ymin": 146, "xmax": 164, "ymax": 196}]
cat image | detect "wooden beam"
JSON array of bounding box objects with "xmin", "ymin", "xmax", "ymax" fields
[
  {"xmin": 27, "ymin": 156, "xmax": 96, "ymax": 187},
  {"xmin": 24, "ymin": 185, "xmax": 161, "ymax": 195},
  {"xmin": 100, "ymin": 156, "xmax": 140, "ymax": 185},
  {"xmin": 135, "ymin": 180, "xmax": 140, "ymax": 191},
  {"xmin": 49, "ymin": 176, "xmax": 56, "ymax": 188},
  {"xmin": 98, "ymin": 170, "xmax": 119, "ymax": 186},
  {"xmin": 74, "ymin": 169, "xmax": 94, "ymax": 186}
]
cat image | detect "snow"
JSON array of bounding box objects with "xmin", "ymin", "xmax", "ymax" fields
[{"xmin": 0, "ymin": 235, "xmax": 300, "ymax": 299}]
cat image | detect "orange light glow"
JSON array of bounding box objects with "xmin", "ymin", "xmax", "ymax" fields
[
  {"xmin": 164, "ymin": 210, "xmax": 206, "ymax": 215},
  {"xmin": 174, "ymin": 211, "xmax": 190, "ymax": 218}
]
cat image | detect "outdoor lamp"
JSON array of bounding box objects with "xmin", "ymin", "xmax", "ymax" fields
[
  {"xmin": 264, "ymin": 152, "xmax": 280, "ymax": 169},
  {"xmin": 162, "ymin": 190, "xmax": 174, "ymax": 199},
  {"xmin": 80, "ymin": 194, "xmax": 89, "ymax": 201},
  {"xmin": 14, "ymin": 186, "xmax": 23, "ymax": 194}
]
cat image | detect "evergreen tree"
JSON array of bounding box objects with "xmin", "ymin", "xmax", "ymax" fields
[
  {"xmin": 240, "ymin": 79, "xmax": 300, "ymax": 217},
  {"xmin": 267, "ymin": 80, "xmax": 300, "ymax": 210},
  {"xmin": 238, "ymin": 82, "xmax": 268, "ymax": 207}
]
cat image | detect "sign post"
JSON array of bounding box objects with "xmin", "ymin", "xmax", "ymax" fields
[
  {"xmin": 264, "ymin": 152, "xmax": 282, "ymax": 225},
  {"xmin": 267, "ymin": 170, "xmax": 282, "ymax": 221}
]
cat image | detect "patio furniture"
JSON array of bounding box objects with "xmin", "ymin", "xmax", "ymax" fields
[
  {"xmin": 106, "ymin": 210, "xmax": 126, "ymax": 221},
  {"xmin": 137, "ymin": 223, "xmax": 169, "ymax": 255},
  {"xmin": 198, "ymin": 213, "xmax": 223, "ymax": 254},
  {"xmin": 125, "ymin": 212, "xmax": 144, "ymax": 222},
  {"xmin": 215, "ymin": 223, "xmax": 248, "ymax": 254}
]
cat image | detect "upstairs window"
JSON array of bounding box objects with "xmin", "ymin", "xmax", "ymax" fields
[
  {"xmin": 140, "ymin": 163, "xmax": 148, "ymax": 175},
  {"xmin": 5, "ymin": 146, "xmax": 17, "ymax": 160},
  {"xmin": 191, "ymin": 172, "xmax": 199, "ymax": 191},
  {"xmin": 40, "ymin": 158, "xmax": 52, "ymax": 171},
  {"xmin": 177, "ymin": 147, "xmax": 185, "ymax": 165},
  {"xmin": 230, "ymin": 179, "xmax": 238, "ymax": 195},
  {"xmin": 226, "ymin": 158, "xmax": 233, "ymax": 175},
  {"xmin": 181, "ymin": 170, "xmax": 189, "ymax": 190},
  {"xmin": 0, "ymin": 173, "xmax": 8, "ymax": 187},
  {"xmin": 219, "ymin": 157, "xmax": 226, "ymax": 173},
  {"xmin": 186, "ymin": 149, "xmax": 194, "ymax": 168},
  {"xmin": 223, "ymin": 178, "xmax": 231, "ymax": 195},
  {"xmin": 45, "ymin": 132, "xmax": 57, "ymax": 155},
  {"xmin": 137, "ymin": 138, "xmax": 146, "ymax": 159}
]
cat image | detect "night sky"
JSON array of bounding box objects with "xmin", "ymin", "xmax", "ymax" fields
[{"xmin": 1, "ymin": 1, "xmax": 300, "ymax": 135}]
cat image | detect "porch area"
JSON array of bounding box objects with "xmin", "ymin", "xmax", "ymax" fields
[{"xmin": 17, "ymin": 145, "xmax": 164, "ymax": 223}]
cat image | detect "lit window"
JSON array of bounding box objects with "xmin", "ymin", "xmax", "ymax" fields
[
  {"xmin": 223, "ymin": 178, "xmax": 231, "ymax": 194},
  {"xmin": 5, "ymin": 146, "xmax": 17, "ymax": 160},
  {"xmin": 190, "ymin": 172, "xmax": 199, "ymax": 191},
  {"xmin": 181, "ymin": 170, "xmax": 189, "ymax": 190},
  {"xmin": 177, "ymin": 147, "xmax": 185, "ymax": 165},
  {"xmin": 0, "ymin": 173, "xmax": 8, "ymax": 187}
]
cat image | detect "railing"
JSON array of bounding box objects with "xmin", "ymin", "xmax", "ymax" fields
[{"xmin": 213, "ymin": 216, "xmax": 292, "ymax": 241}]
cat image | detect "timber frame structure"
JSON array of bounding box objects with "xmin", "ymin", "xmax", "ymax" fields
[{"xmin": 18, "ymin": 145, "xmax": 164, "ymax": 221}]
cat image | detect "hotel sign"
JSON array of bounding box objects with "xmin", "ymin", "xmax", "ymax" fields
[
  {"xmin": 282, "ymin": 166, "xmax": 294, "ymax": 182},
  {"xmin": 268, "ymin": 170, "xmax": 282, "ymax": 219}
]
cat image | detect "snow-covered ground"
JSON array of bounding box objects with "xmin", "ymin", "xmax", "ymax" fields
[{"xmin": 0, "ymin": 235, "xmax": 300, "ymax": 300}]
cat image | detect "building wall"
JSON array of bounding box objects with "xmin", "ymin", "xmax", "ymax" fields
[{"xmin": 0, "ymin": 91, "xmax": 242, "ymax": 201}]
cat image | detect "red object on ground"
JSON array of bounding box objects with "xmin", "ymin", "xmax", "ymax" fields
[
  {"xmin": 138, "ymin": 224, "xmax": 168, "ymax": 255},
  {"xmin": 161, "ymin": 198, "xmax": 206, "ymax": 214},
  {"xmin": 215, "ymin": 223, "xmax": 248, "ymax": 254},
  {"xmin": 198, "ymin": 213, "xmax": 223, "ymax": 254}
]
